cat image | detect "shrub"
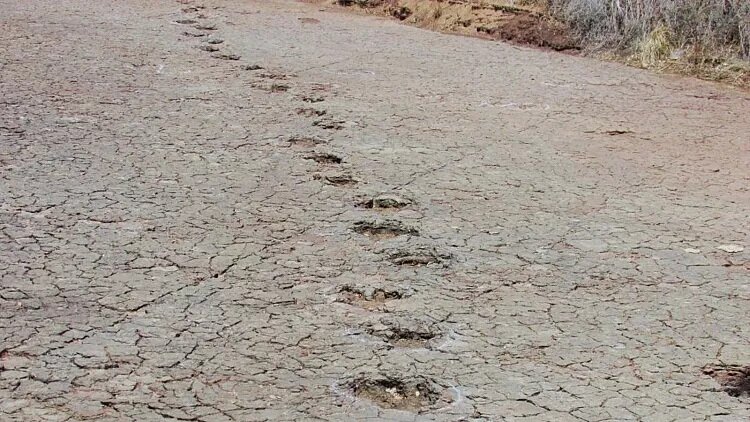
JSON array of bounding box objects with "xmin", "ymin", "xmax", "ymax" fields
[{"xmin": 546, "ymin": 0, "xmax": 750, "ymax": 59}]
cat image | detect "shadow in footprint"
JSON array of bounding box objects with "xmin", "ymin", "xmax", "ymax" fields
[
  {"xmin": 314, "ymin": 174, "xmax": 357, "ymax": 186},
  {"xmin": 213, "ymin": 53, "xmax": 240, "ymax": 61},
  {"xmin": 352, "ymin": 220, "xmax": 418, "ymax": 240},
  {"xmin": 313, "ymin": 118, "xmax": 345, "ymax": 130},
  {"xmin": 301, "ymin": 95, "xmax": 325, "ymax": 103},
  {"xmin": 304, "ymin": 152, "xmax": 342, "ymax": 165},
  {"xmin": 296, "ymin": 107, "xmax": 326, "ymax": 117},
  {"xmin": 703, "ymin": 365, "xmax": 750, "ymax": 397},
  {"xmin": 287, "ymin": 136, "xmax": 327, "ymax": 148},
  {"xmin": 182, "ymin": 6, "xmax": 205, "ymax": 13},
  {"xmin": 194, "ymin": 23, "xmax": 217, "ymax": 31}
]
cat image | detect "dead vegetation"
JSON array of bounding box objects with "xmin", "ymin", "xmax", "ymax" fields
[{"xmin": 547, "ymin": 0, "xmax": 750, "ymax": 86}]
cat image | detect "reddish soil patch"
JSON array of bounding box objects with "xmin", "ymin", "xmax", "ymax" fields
[
  {"xmin": 476, "ymin": 12, "xmax": 577, "ymax": 51},
  {"xmin": 313, "ymin": 0, "xmax": 578, "ymax": 52}
]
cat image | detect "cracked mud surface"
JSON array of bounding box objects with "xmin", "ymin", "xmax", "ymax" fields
[{"xmin": 1, "ymin": 0, "xmax": 749, "ymax": 420}]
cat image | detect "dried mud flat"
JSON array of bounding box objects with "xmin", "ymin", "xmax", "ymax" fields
[{"xmin": 1, "ymin": 0, "xmax": 749, "ymax": 421}]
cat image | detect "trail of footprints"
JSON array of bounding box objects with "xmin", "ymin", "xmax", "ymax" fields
[
  {"xmin": 172, "ymin": 1, "xmax": 747, "ymax": 414},
  {"xmin": 173, "ymin": 2, "xmax": 455, "ymax": 413}
]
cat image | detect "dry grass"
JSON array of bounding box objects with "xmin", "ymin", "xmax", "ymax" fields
[
  {"xmin": 637, "ymin": 24, "xmax": 672, "ymax": 67},
  {"xmin": 544, "ymin": 0, "xmax": 750, "ymax": 84}
]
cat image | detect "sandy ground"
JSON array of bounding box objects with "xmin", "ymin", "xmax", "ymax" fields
[{"xmin": 1, "ymin": 0, "xmax": 749, "ymax": 420}]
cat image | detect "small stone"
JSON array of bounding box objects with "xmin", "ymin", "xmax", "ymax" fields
[
  {"xmin": 683, "ymin": 248, "xmax": 701, "ymax": 254},
  {"xmin": 717, "ymin": 244, "xmax": 744, "ymax": 253}
]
